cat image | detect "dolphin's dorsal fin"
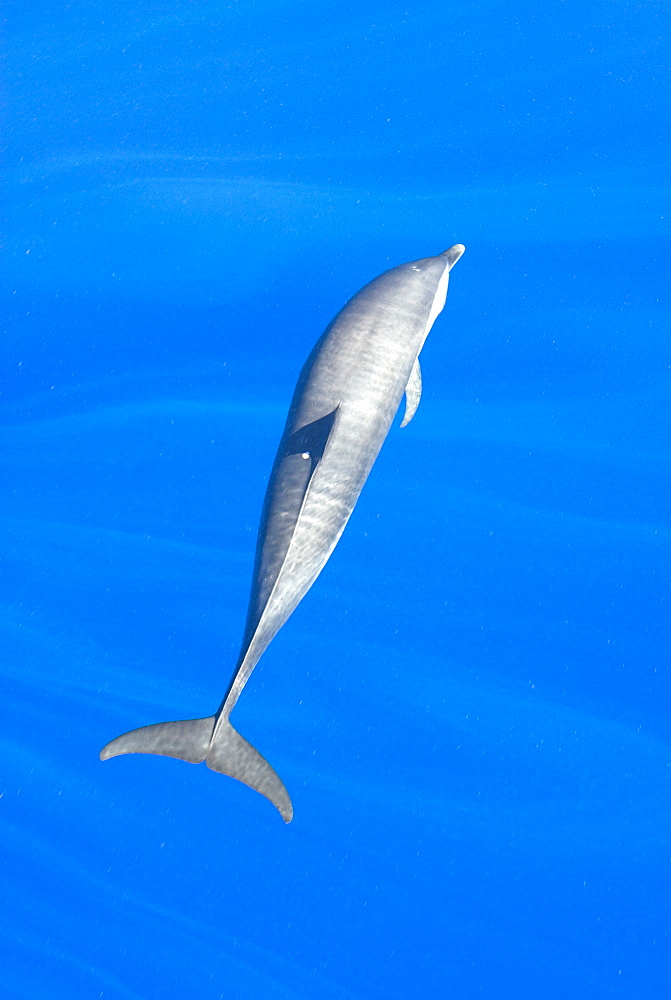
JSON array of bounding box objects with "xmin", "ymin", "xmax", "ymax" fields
[
  {"xmin": 283, "ymin": 408, "xmax": 338, "ymax": 474},
  {"xmin": 401, "ymin": 357, "xmax": 422, "ymax": 427},
  {"xmin": 243, "ymin": 407, "xmax": 340, "ymax": 628}
]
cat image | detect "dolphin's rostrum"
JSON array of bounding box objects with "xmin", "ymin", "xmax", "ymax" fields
[{"xmin": 100, "ymin": 244, "xmax": 466, "ymax": 821}]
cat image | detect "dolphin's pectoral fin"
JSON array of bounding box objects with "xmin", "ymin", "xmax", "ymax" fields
[{"xmin": 401, "ymin": 357, "xmax": 422, "ymax": 427}]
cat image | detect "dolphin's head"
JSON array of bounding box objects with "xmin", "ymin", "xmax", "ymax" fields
[{"xmin": 409, "ymin": 244, "xmax": 465, "ymax": 352}]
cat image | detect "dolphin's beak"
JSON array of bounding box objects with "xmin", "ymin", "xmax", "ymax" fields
[{"xmin": 440, "ymin": 244, "xmax": 466, "ymax": 269}]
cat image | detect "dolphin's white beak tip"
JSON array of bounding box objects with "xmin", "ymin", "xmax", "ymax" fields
[{"xmin": 441, "ymin": 244, "xmax": 466, "ymax": 267}]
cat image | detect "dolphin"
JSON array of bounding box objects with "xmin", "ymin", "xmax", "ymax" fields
[{"xmin": 100, "ymin": 244, "xmax": 465, "ymax": 821}]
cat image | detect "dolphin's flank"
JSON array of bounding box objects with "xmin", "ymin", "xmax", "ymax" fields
[{"xmin": 100, "ymin": 244, "xmax": 466, "ymax": 821}]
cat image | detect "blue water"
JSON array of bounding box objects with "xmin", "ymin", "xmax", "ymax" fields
[{"xmin": 3, "ymin": 2, "xmax": 669, "ymax": 997}]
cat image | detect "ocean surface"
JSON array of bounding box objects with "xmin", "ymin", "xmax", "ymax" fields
[{"xmin": 3, "ymin": 2, "xmax": 669, "ymax": 997}]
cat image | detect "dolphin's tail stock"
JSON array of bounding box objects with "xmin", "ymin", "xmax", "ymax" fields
[{"xmin": 99, "ymin": 716, "xmax": 293, "ymax": 822}]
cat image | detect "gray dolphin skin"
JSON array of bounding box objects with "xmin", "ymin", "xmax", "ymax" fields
[{"xmin": 100, "ymin": 244, "xmax": 465, "ymax": 821}]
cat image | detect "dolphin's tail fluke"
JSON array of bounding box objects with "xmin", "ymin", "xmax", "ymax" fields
[{"xmin": 99, "ymin": 716, "xmax": 293, "ymax": 822}]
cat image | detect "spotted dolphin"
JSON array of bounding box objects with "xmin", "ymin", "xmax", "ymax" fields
[{"xmin": 100, "ymin": 244, "xmax": 466, "ymax": 821}]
